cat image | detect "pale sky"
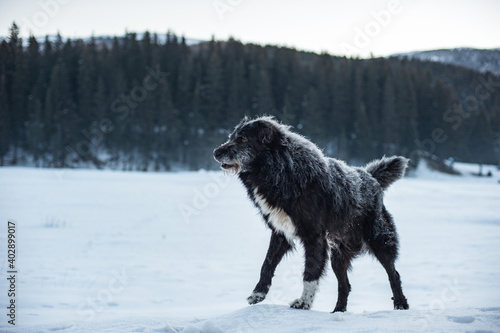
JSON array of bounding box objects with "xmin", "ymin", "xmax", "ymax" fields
[{"xmin": 0, "ymin": 0, "xmax": 499, "ymax": 57}]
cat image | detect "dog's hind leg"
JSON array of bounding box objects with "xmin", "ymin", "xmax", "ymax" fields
[
  {"xmin": 366, "ymin": 207, "xmax": 409, "ymax": 310},
  {"xmin": 290, "ymin": 236, "xmax": 328, "ymax": 310},
  {"xmin": 247, "ymin": 231, "xmax": 293, "ymax": 305},
  {"xmin": 330, "ymin": 243, "xmax": 354, "ymax": 312}
]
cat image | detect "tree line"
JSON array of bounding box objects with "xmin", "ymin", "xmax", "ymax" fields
[{"xmin": 1, "ymin": 23, "xmax": 499, "ymax": 170}]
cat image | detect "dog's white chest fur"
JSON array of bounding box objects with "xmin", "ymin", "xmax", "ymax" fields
[{"xmin": 253, "ymin": 188, "xmax": 296, "ymax": 242}]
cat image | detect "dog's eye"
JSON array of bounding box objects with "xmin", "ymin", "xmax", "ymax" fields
[{"xmin": 236, "ymin": 137, "xmax": 247, "ymax": 144}]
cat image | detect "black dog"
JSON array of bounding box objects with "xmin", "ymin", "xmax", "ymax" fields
[{"xmin": 213, "ymin": 116, "xmax": 409, "ymax": 312}]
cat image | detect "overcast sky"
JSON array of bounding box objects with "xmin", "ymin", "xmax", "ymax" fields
[{"xmin": 1, "ymin": 0, "xmax": 499, "ymax": 57}]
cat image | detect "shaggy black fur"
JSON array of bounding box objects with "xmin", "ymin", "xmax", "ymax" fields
[{"xmin": 213, "ymin": 116, "xmax": 409, "ymax": 312}]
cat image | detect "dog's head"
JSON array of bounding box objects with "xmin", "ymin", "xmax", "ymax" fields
[{"xmin": 213, "ymin": 116, "xmax": 285, "ymax": 174}]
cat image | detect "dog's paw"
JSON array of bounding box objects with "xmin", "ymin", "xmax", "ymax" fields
[
  {"xmin": 290, "ymin": 298, "xmax": 311, "ymax": 310},
  {"xmin": 394, "ymin": 302, "xmax": 409, "ymax": 310},
  {"xmin": 392, "ymin": 297, "xmax": 409, "ymax": 310},
  {"xmin": 247, "ymin": 291, "xmax": 266, "ymax": 305}
]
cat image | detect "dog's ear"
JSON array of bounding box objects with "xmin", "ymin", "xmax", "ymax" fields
[{"xmin": 258, "ymin": 123, "xmax": 275, "ymax": 144}]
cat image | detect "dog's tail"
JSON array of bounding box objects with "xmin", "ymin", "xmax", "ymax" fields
[{"xmin": 365, "ymin": 156, "xmax": 409, "ymax": 190}]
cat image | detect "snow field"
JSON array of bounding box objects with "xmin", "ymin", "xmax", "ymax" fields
[{"xmin": 0, "ymin": 162, "xmax": 499, "ymax": 332}]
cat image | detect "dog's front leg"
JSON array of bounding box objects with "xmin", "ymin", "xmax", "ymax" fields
[
  {"xmin": 290, "ymin": 236, "xmax": 328, "ymax": 310},
  {"xmin": 247, "ymin": 231, "xmax": 293, "ymax": 305}
]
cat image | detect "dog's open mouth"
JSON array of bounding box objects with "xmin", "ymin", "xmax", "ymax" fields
[
  {"xmin": 221, "ymin": 163, "xmax": 236, "ymax": 170},
  {"xmin": 219, "ymin": 161, "xmax": 241, "ymax": 174}
]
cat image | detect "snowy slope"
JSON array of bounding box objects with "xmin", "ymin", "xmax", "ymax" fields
[
  {"xmin": 0, "ymin": 163, "xmax": 499, "ymax": 332},
  {"xmin": 392, "ymin": 48, "xmax": 500, "ymax": 75}
]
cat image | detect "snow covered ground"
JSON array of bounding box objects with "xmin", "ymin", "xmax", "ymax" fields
[{"xmin": 0, "ymin": 162, "xmax": 499, "ymax": 332}]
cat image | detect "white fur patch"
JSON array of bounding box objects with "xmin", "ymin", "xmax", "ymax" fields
[
  {"xmin": 290, "ymin": 280, "xmax": 319, "ymax": 309},
  {"xmin": 301, "ymin": 280, "xmax": 319, "ymax": 304},
  {"xmin": 247, "ymin": 291, "xmax": 266, "ymax": 304},
  {"xmin": 253, "ymin": 188, "xmax": 296, "ymax": 243}
]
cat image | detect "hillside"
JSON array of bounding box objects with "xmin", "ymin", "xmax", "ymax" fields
[{"xmin": 392, "ymin": 48, "xmax": 500, "ymax": 76}]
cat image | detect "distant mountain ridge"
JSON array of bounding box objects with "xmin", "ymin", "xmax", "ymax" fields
[{"xmin": 391, "ymin": 47, "xmax": 500, "ymax": 76}]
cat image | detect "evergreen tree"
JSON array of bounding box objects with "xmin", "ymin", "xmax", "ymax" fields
[
  {"xmin": 0, "ymin": 58, "xmax": 9, "ymax": 165},
  {"xmin": 351, "ymin": 65, "xmax": 372, "ymax": 161},
  {"xmin": 45, "ymin": 60, "xmax": 76, "ymax": 166},
  {"xmin": 380, "ymin": 72, "xmax": 398, "ymax": 154},
  {"xmin": 6, "ymin": 23, "xmax": 26, "ymax": 163}
]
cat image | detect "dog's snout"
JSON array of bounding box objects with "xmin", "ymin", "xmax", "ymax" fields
[{"xmin": 213, "ymin": 147, "xmax": 223, "ymax": 160}]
